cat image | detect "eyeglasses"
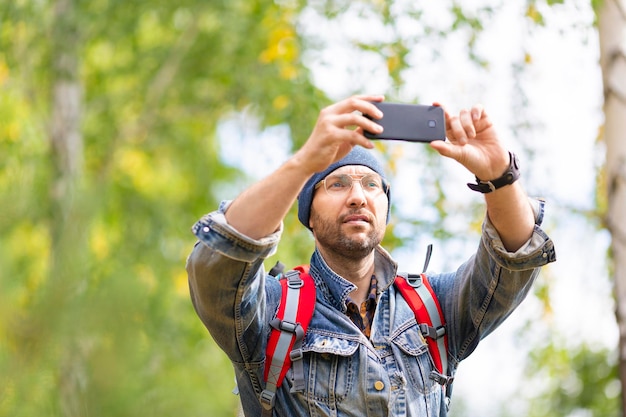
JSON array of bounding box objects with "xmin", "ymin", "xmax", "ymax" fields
[{"xmin": 314, "ymin": 173, "xmax": 388, "ymax": 196}]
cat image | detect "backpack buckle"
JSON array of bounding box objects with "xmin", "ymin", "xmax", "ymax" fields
[
  {"xmin": 269, "ymin": 318, "xmax": 305, "ymax": 341},
  {"xmin": 406, "ymin": 274, "xmax": 423, "ymax": 288},
  {"xmin": 277, "ymin": 320, "xmax": 298, "ymax": 334},
  {"xmin": 285, "ymin": 270, "xmax": 304, "ymax": 289},
  {"xmin": 429, "ymin": 370, "xmax": 454, "ymax": 386},
  {"xmin": 419, "ymin": 323, "xmax": 446, "ymax": 340},
  {"xmin": 259, "ymin": 389, "xmax": 276, "ymax": 410},
  {"xmin": 289, "ymin": 348, "xmax": 304, "ymax": 361}
]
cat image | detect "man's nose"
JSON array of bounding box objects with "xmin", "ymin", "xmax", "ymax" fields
[{"xmin": 346, "ymin": 180, "xmax": 367, "ymax": 206}]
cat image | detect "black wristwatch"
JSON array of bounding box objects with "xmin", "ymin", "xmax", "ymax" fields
[{"xmin": 467, "ymin": 152, "xmax": 520, "ymax": 193}]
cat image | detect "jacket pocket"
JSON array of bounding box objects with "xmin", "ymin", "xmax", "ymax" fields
[
  {"xmin": 390, "ymin": 323, "xmax": 439, "ymax": 395},
  {"xmin": 296, "ymin": 332, "xmax": 360, "ymax": 405}
]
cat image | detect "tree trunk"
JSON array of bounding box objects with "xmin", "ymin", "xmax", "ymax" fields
[
  {"xmin": 598, "ymin": 0, "xmax": 626, "ymax": 413},
  {"xmin": 50, "ymin": 0, "xmax": 82, "ymax": 238},
  {"xmin": 49, "ymin": 0, "xmax": 85, "ymax": 415}
]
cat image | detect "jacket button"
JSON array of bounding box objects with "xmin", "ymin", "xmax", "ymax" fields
[{"xmin": 374, "ymin": 381, "xmax": 385, "ymax": 391}]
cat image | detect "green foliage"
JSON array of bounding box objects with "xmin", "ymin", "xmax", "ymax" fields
[
  {"xmin": 0, "ymin": 0, "xmax": 324, "ymax": 416},
  {"xmin": 590, "ymin": 0, "xmax": 604, "ymax": 17},
  {"xmin": 524, "ymin": 341, "xmax": 621, "ymax": 417}
]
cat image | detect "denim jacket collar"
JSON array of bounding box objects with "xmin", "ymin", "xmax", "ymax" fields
[{"xmin": 308, "ymin": 246, "xmax": 398, "ymax": 312}]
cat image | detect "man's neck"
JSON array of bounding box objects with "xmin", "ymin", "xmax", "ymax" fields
[{"xmin": 317, "ymin": 247, "xmax": 376, "ymax": 304}]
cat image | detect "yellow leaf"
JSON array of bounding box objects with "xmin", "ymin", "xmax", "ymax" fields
[
  {"xmin": 387, "ymin": 54, "xmax": 400, "ymax": 74},
  {"xmin": 116, "ymin": 147, "xmax": 154, "ymax": 195},
  {"xmin": 89, "ymin": 221, "xmax": 111, "ymax": 260},
  {"xmin": 525, "ymin": 52, "xmax": 533, "ymax": 64},
  {"xmin": 174, "ymin": 270, "xmax": 189, "ymax": 298},
  {"xmin": 1, "ymin": 122, "xmax": 20, "ymax": 143},
  {"xmin": 273, "ymin": 95, "xmax": 290, "ymax": 111},
  {"xmin": 0, "ymin": 56, "xmax": 9, "ymax": 87},
  {"xmin": 6, "ymin": 223, "xmax": 50, "ymax": 307},
  {"xmin": 525, "ymin": 4, "xmax": 543, "ymax": 24},
  {"xmin": 279, "ymin": 65, "xmax": 298, "ymax": 80},
  {"xmin": 259, "ymin": 26, "xmax": 299, "ymax": 65}
]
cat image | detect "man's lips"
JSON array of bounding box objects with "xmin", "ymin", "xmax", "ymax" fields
[{"xmin": 342, "ymin": 214, "xmax": 371, "ymax": 224}]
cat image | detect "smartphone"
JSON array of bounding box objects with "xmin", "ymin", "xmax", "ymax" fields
[{"xmin": 364, "ymin": 102, "xmax": 446, "ymax": 142}]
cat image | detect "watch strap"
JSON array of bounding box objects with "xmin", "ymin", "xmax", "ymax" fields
[{"xmin": 467, "ymin": 152, "xmax": 520, "ymax": 193}]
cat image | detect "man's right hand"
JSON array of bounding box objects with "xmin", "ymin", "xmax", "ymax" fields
[
  {"xmin": 223, "ymin": 95, "xmax": 385, "ymax": 240},
  {"xmin": 293, "ymin": 95, "xmax": 386, "ymax": 177}
]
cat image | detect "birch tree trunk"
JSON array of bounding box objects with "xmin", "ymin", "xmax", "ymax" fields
[
  {"xmin": 50, "ymin": 0, "xmax": 82, "ymax": 242},
  {"xmin": 598, "ymin": 0, "xmax": 626, "ymax": 413},
  {"xmin": 49, "ymin": 0, "xmax": 85, "ymax": 415}
]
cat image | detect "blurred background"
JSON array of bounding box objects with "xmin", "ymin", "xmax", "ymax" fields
[{"xmin": 1, "ymin": 0, "xmax": 624, "ymax": 416}]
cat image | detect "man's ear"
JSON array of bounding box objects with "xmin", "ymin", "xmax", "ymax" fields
[{"xmin": 308, "ymin": 198, "xmax": 318, "ymax": 230}]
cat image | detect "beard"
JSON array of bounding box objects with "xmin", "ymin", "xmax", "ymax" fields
[{"xmin": 310, "ymin": 210, "xmax": 383, "ymax": 261}]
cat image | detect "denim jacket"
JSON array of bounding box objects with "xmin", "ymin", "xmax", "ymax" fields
[{"xmin": 186, "ymin": 199, "xmax": 556, "ymax": 417}]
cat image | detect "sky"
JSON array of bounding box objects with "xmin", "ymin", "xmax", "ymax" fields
[{"xmin": 218, "ymin": 1, "xmax": 614, "ymax": 415}]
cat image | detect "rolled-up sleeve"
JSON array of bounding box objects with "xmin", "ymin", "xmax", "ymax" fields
[
  {"xmin": 186, "ymin": 201, "xmax": 282, "ymax": 362},
  {"xmin": 481, "ymin": 198, "xmax": 556, "ymax": 270}
]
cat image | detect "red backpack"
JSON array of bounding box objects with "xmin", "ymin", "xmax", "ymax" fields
[{"xmin": 259, "ymin": 259, "xmax": 451, "ymax": 415}]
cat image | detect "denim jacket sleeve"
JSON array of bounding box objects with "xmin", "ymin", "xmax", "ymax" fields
[
  {"xmin": 185, "ymin": 200, "xmax": 282, "ymax": 364},
  {"xmin": 433, "ymin": 198, "xmax": 556, "ymax": 371}
]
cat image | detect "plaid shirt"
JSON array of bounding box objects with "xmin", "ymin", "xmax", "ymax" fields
[{"xmin": 345, "ymin": 275, "xmax": 378, "ymax": 338}]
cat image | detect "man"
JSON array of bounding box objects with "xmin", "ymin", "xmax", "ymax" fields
[{"xmin": 186, "ymin": 95, "xmax": 556, "ymax": 416}]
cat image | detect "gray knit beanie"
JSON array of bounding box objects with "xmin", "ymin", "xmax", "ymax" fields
[{"xmin": 297, "ymin": 147, "xmax": 391, "ymax": 229}]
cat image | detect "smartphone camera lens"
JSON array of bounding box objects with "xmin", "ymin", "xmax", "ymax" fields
[{"xmin": 428, "ymin": 120, "xmax": 437, "ymax": 128}]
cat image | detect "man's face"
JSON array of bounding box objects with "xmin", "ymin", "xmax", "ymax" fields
[{"xmin": 309, "ymin": 165, "xmax": 389, "ymax": 260}]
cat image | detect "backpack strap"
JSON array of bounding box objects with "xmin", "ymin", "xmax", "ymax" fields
[
  {"xmin": 261, "ymin": 265, "xmax": 315, "ymax": 416},
  {"xmin": 394, "ymin": 273, "xmax": 452, "ymax": 388}
]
